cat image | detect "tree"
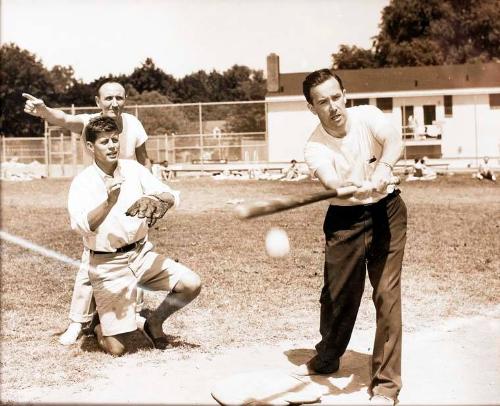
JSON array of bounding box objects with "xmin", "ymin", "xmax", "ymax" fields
[
  {"xmin": 174, "ymin": 70, "xmax": 212, "ymax": 102},
  {"xmin": 49, "ymin": 65, "xmax": 77, "ymax": 93},
  {"xmin": 331, "ymin": 0, "xmax": 500, "ymax": 69},
  {"xmin": 129, "ymin": 58, "xmax": 177, "ymax": 100},
  {"xmin": 332, "ymin": 45, "xmax": 378, "ymax": 69},
  {"xmin": 0, "ymin": 43, "xmax": 55, "ymax": 137},
  {"xmin": 126, "ymin": 90, "xmax": 195, "ymax": 135}
]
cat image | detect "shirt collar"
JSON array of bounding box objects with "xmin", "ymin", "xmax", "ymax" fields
[{"xmin": 93, "ymin": 161, "xmax": 121, "ymax": 180}]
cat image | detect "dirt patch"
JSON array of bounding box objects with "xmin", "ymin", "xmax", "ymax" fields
[{"xmin": 8, "ymin": 305, "xmax": 499, "ymax": 405}]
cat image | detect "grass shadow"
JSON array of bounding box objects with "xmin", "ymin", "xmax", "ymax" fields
[{"xmin": 284, "ymin": 348, "xmax": 371, "ymax": 397}]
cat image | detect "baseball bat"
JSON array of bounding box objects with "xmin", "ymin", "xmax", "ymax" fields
[{"xmin": 235, "ymin": 177, "xmax": 400, "ymax": 220}]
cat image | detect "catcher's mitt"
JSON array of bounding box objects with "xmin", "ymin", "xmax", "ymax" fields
[{"xmin": 126, "ymin": 196, "xmax": 171, "ymax": 227}]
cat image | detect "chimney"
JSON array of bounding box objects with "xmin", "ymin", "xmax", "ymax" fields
[{"xmin": 267, "ymin": 53, "xmax": 280, "ymax": 92}]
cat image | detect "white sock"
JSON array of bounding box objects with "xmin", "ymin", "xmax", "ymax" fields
[{"xmin": 59, "ymin": 322, "xmax": 83, "ymax": 345}]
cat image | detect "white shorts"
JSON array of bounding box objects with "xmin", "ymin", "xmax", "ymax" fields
[{"xmin": 88, "ymin": 240, "xmax": 189, "ymax": 336}]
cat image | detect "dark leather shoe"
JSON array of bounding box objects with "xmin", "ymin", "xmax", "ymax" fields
[
  {"xmin": 141, "ymin": 320, "xmax": 170, "ymax": 350},
  {"xmin": 306, "ymin": 355, "xmax": 340, "ymax": 374}
]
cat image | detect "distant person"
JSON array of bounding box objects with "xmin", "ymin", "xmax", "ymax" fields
[
  {"xmin": 407, "ymin": 158, "xmax": 436, "ymax": 181},
  {"xmin": 474, "ymin": 156, "xmax": 496, "ymax": 181},
  {"xmin": 301, "ymin": 68, "xmax": 407, "ymax": 405},
  {"xmin": 152, "ymin": 160, "xmax": 174, "ymax": 181},
  {"xmin": 420, "ymin": 157, "xmax": 437, "ymax": 180},
  {"xmin": 68, "ymin": 116, "xmax": 201, "ymax": 355},
  {"xmin": 159, "ymin": 160, "xmax": 174, "ymax": 181},
  {"xmin": 282, "ymin": 159, "xmax": 300, "ymax": 180},
  {"xmin": 23, "ymin": 82, "xmax": 151, "ymax": 345},
  {"xmin": 411, "ymin": 158, "xmax": 422, "ymax": 177}
]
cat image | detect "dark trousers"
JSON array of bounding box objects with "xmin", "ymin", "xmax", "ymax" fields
[{"xmin": 316, "ymin": 192, "xmax": 407, "ymax": 399}]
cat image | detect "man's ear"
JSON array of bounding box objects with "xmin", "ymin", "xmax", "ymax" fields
[
  {"xmin": 342, "ymin": 90, "xmax": 347, "ymax": 104},
  {"xmin": 95, "ymin": 95, "xmax": 100, "ymax": 108},
  {"xmin": 86, "ymin": 141, "xmax": 94, "ymax": 154},
  {"xmin": 307, "ymin": 103, "xmax": 317, "ymax": 115}
]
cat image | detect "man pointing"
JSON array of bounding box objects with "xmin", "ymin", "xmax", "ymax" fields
[{"xmin": 23, "ymin": 82, "xmax": 151, "ymax": 345}]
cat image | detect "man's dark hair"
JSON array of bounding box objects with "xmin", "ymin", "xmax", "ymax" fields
[
  {"xmin": 85, "ymin": 116, "xmax": 119, "ymax": 144},
  {"xmin": 302, "ymin": 69, "xmax": 345, "ymax": 105}
]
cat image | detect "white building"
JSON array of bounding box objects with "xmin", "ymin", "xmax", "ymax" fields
[{"xmin": 265, "ymin": 54, "xmax": 500, "ymax": 168}]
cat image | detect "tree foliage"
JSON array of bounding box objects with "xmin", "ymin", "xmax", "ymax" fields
[
  {"xmin": 126, "ymin": 90, "xmax": 196, "ymax": 135},
  {"xmin": 0, "ymin": 43, "xmax": 55, "ymax": 136},
  {"xmin": 332, "ymin": 45, "xmax": 378, "ymax": 69},
  {"xmin": 129, "ymin": 58, "xmax": 177, "ymax": 100},
  {"xmin": 0, "ymin": 44, "xmax": 266, "ymax": 137},
  {"xmin": 332, "ymin": 0, "xmax": 500, "ymax": 69}
]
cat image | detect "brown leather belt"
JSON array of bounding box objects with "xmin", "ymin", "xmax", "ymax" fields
[{"xmin": 90, "ymin": 239, "xmax": 143, "ymax": 255}]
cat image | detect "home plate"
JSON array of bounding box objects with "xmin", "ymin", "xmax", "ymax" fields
[{"xmin": 211, "ymin": 368, "xmax": 325, "ymax": 405}]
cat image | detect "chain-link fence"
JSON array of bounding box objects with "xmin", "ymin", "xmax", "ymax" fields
[
  {"xmin": 1, "ymin": 98, "xmax": 496, "ymax": 177},
  {"xmin": 1, "ymin": 100, "xmax": 267, "ymax": 177}
]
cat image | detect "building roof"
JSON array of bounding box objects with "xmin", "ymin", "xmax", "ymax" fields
[{"xmin": 267, "ymin": 62, "xmax": 500, "ymax": 97}]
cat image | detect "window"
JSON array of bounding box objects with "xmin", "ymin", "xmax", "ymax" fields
[
  {"xmin": 444, "ymin": 95, "xmax": 453, "ymax": 117},
  {"xmin": 423, "ymin": 105, "xmax": 436, "ymax": 125},
  {"xmin": 376, "ymin": 97, "xmax": 393, "ymax": 112},
  {"xmin": 401, "ymin": 106, "xmax": 414, "ymax": 139},
  {"xmin": 346, "ymin": 98, "xmax": 369, "ymax": 107},
  {"xmin": 489, "ymin": 94, "xmax": 500, "ymax": 109}
]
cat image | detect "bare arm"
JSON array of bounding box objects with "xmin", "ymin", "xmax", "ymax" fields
[
  {"xmin": 23, "ymin": 93, "xmax": 84, "ymax": 134},
  {"xmin": 315, "ymin": 165, "xmax": 350, "ymax": 190},
  {"xmin": 88, "ymin": 179, "xmax": 122, "ymax": 231},
  {"xmin": 135, "ymin": 143, "xmax": 151, "ymax": 169}
]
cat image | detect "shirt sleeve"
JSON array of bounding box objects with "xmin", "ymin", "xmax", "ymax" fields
[
  {"xmin": 304, "ymin": 141, "xmax": 334, "ymax": 177},
  {"xmin": 67, "ymin": 176, "xmax": 96, "ymax": 236},
  {"xmin": 364, "ymin": 105, "xmax": 395, "ymax": 145},
  {"xmin": 136, "ymin": 162, "xmax": 180, "ymax": 208}
]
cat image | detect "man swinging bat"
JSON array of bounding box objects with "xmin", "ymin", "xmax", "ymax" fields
[{"xmin": 299, "ymin": 69, "xmax": 407, "ymax": 405}]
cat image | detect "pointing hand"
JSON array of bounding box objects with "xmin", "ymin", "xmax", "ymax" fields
[{"xmin": 22, "ymin": 93, "xmax": 48, "ymax": 118}]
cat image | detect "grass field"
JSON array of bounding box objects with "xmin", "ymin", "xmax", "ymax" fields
[{"xmin": 1, "ymin": 175, "xmax": 499, "ymax": 400}]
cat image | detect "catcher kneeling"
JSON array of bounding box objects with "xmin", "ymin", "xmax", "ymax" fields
[{"xmin": 68, "ymin": 116, "xmax": 201, "ymax": 356}]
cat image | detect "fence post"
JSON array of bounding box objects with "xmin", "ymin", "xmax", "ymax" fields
[
  {"xmin": 164, "ymin": 133, "xmax": 168, "ymax": 163},
  {"xmin": 156, "ymin": 137, "xmax": 160, "ymax": 162},
  {"xmin": 44, "ymin": 120, "xmax": 50, "ymax": 177},
  {"xmin": 199, "ymin": 103, "xmax": 204, "ymax": 171},
  {"xmin": 264, "ymin": 101, "xmax": 269, "ymax": 162},
  {"xmin": 60, "ymin": 132, "xmax": 65, "ymax": 176},
  {"xmin": 1, "ymin": 136, "xmax": 5, "ymax": 162},
  {"xmin": 71, "ymin": 104, "xmax": 77, "ymax": 176}
]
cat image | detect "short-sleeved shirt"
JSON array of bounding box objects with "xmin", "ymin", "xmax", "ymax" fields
[
  {"xmin": 304, "ymin": 105, "xmax": 392, "ymax": 206},
  {"xmin": 68, "ymin": 159, "xmax": 179, "ymax": 252},
  {"xmin": 80, "ymin": 113, "xmax": 147, "ymax": 160}
]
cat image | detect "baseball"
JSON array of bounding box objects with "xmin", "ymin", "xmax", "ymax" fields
[{"xmin": 265, "ymin": 227, "xmax": 290, "ymax": 257}]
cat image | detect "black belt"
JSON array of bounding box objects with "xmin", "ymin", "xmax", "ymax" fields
[{"xmin": 90, "ymin": 239, "xmax": 143, "ymax": 255}]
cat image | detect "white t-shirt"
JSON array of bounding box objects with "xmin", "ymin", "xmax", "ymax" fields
[
  {"xmin": 304, "ymin": 105, "xmax": 392, "ymax": 206},
  {"xmin": 80, "ymin": 113, "xmax": 148, "ymax": 160}
]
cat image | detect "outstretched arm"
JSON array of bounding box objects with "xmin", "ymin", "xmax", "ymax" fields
[{"xmin": 23, "ymin": 93, "xmax": 85, "ymax": 134}]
